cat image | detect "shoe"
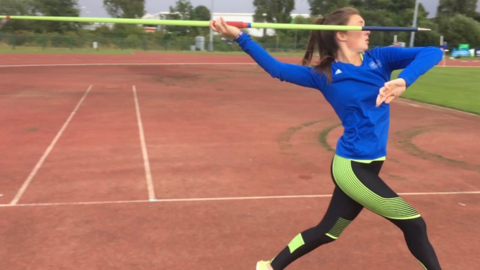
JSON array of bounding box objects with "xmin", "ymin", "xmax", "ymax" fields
[{"xmin": 256, "ymin": 260, "xmax": 271, "ymax": 270}]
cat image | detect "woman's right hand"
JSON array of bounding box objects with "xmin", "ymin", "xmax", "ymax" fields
[
  {"xmin": 210, "ymin": 17, "xmax": 241, "ymax": 39},
  {"xmin": 376, "ymin": 78, "xmax": 407, "ymax": 107}
]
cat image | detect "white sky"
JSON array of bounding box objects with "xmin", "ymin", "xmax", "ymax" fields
[{"xmin": 78, "ymin": 0, "xmax": 480, "ymax": 18}]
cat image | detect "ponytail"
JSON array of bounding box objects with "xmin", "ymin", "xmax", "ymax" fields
[
  {"xmin": 301, "ymin": 7, "xmax": 360, "ymax": 84},
  {"xmin": 301, "ymin": 18, "xmax": 323, "ymax": 67}
]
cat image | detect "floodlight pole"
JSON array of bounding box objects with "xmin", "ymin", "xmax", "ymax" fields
[
  {"xmin": 208, "ymin": 0, "xmax": 214, "ymax": 51},
  {"xmin": 409, "ymin": 0, "xmax": 419, "ymax": 47}
]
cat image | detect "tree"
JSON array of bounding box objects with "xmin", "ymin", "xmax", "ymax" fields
[
  {"xmin": 359, "ymin": 8, "xmax": 395, "ymax": 46},
  {"xmin": 189, "ymin": 5, "xmax": 211, "ymax": 36},
  {"xmin": 103, "ymin": 0, "xmax": 145, "ymax": 18},
  {"xmin": 362, "ymin": 0, "xmax": 390, "ymax": 10},
  {"xmin": 0, "ymin": 0, "xmax": 36, "ymax": 15},
  {"xmin": 285, "ymin": 15, "xmax": 314, "ymax": 48},
  {"xmin": 437, "ymin": 14, "xmax": 480, "ymax": 47},
  {"xmin": 34, "ymin": 0, "xmax": 81, "ymax": 33},
  {"xmin": 388, "ymin": 0, "xmax": 415, "ymax": 13},
  {"xmin": 253, "ymin": 0, "xmax": 295, "ymax": 38},
  {"xmin": 474, "ymin": 12, "xmax": 480, "ymax": 23},
  {"xmin": 437, "ymin": 0, "xmax": 478, "ymax": 18},
  {"xmin": 0, "ymin": 0, "xmax": 84, "ymax": 33},
  {"xmin": 253, "ymin": 0, "xmax": 295, "ymax": 23},
  {"xmin": 387, "ymin": 2, "xmax": 427, "ymax": 27},
  {"xmin": 169, "ymin": 0, "xmax": 194, "ymax": 19},
  {"xmin": 412, "ymin": 18, "xmax": 441, "ymax": 47},
  {"xmin": 308, "ymin": 0, "xmax": 350, "ymax": 16},
  {"xmin": 103, "ymin": 0, "xmax": 145, "ymax": 34},
  {"xmin": 349, "ymin": 0, "xmax": 364, "ymax": 8},
  {"xmin": 35, "ymin": 0, "xmax": 79, "ymax": 16},
  {"xmin": 0, "ymin": 0, "xmax": 38, "ymax": 32},
  {"xmin": 167, "ymin": 0, "xmax": 194, "ymax": 36},
  {"xmin": 192, "ymin": 5, "xmax": 211, "ymax": 21}
]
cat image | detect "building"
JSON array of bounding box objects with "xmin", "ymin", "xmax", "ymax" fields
[{"xmin": 82, "ymin": 22, "xmax": 115, "ymax": 31}]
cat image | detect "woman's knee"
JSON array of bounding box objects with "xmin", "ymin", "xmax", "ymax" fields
[
  {"xmin": 312, "ymin": 217, "xmax": 353, "ymax": 241},
  {"xmin": 407, "ymin": 217, "xmax": 428, "ymax": 234},
  {"xmin": 391, "ymin": 216, "xmax": 428, "ymax": 236}
]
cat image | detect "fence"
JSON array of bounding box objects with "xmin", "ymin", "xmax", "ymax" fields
[
  {"xmin": 1, "ymin": 33, "xmax": 477, "ymax": 55},
  {"xmin": 0, "ymin": 33, "xmax": 311, "ymax": 53}
]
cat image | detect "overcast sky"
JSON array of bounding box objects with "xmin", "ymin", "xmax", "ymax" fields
[{"xmin": 79, "ymin": 0, "xmax": 479, "ymax": 18}]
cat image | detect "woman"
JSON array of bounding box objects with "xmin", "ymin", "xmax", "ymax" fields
[{"xmin": 210, "ymin": 7, "xmax": 443, "ymax": 270}]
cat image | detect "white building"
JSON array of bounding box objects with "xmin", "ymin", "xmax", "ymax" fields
[
  {"xmin": 141, "ymin": 12, "xmax": 311, "ymax": 37},
  {"xmin": 82, "ymin": 22, "xmax": 115, "ymax": 31}
]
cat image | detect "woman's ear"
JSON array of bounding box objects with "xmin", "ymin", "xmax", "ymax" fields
[{"xmin": 336, "ymin": 31, "xmax": 348, "ymax": 43}]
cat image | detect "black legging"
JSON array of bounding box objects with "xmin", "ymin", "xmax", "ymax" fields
[{"xmin": 269, "ymin": 155, "xmax": 441, "ymax": 270}]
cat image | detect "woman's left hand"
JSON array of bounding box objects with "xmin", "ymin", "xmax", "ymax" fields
[{"xmin": 376, "ymin": 78, "xmax": 407, "ymax": 107}]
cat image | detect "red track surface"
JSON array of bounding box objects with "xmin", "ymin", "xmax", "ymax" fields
[{"xmin": 0, "ymin": 53, "xmax": 479, "ymax": 270}]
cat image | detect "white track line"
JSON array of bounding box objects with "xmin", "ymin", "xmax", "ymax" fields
[
  {"xmin": 9, "ymin": 85, "xmax": 93, "ymax": 205},
  {"xmin": 0, "ymin": 63, "xmax": 478, "ymax": 69},
  {"xmin": 133, "ymin": 85, "xmax": 156, "ymax": 201},
  {"xmin": 0, "ymin": 63, "xmax": 257, "ymax": 68},
  {"xmin": 397, "ymin": 99, "xmax": 479, "ymax": 117},
  {"xmin": 2, "ymin": 191, "xmax": 479, "ymax": 208}
]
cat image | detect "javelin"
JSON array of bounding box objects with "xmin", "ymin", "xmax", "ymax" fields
[{"xmin": 0, "ymin": 15, "xmax": 431, "ymax": 32}]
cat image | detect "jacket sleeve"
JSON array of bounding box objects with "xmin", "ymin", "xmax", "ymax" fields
[
  {"xmin": 378, "ymin": 46, "xmax": 443, "ymax": 87},
  {"xmin": 236, "ymin": 33, "xmax": 325, "ymax": 90}
]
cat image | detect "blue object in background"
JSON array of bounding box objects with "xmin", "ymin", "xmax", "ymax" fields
[{"xmin": 451, "ymin": 48, "xmax": 472, "ymax": 57}]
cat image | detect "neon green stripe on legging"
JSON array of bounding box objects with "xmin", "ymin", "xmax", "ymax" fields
[
  {"xmin": 287, "ymin": 233, "xmax": 305, "ymax": 253},
  {"xmin": 351, "ymin": 156, "xmax": 386, "ymax": 163},
  {"xmin": 326, "ymin": 217, "xmax": 352, "ymax": 240},
  {"xmin": 418, "ymin": 260, "xmax": 427, "ymax": 269},
  {"xmin": 332, "ymin": 155, "xmax": 421, "ymax": 220}
]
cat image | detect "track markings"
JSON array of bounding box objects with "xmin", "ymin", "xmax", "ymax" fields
[
  {"xmin": 10, "ymin": 85, "xmax": 93, "ymax": 205},
  {"xmin": 0, "ymin": 63, "xmax": 257, "ymax": 68},
  {"xmin": 2, "ymin": 190, "xmax": 479, "ymax": 208},
  {"xmin": 133, "ymin": 85, "xmax": 156, "ymax": 201}
]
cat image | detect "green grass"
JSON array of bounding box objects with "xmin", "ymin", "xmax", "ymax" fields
[
  {"xmin": 393, "ymin": 67, "xmax": 480, "ymax": 114},
  {"xmin": 0, "ymin": 45, "xmax": 306, "ymax": 56},
  {"xmin": 0, "ymin": 46, "xmax": 134, "ymax": 54}
]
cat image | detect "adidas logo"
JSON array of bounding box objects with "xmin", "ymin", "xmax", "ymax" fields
[
  {"xmin": 335, "ymin": 69, "xmax": 342, "ymax": 75},
  {"xmin": 369, "ymin": 60, "xmax": 383, "ymax": 69}
]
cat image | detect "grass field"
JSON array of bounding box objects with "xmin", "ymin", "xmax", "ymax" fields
[
  {"xmin": 0, "ymin": 45, "xmax": 306, "ymax": 56},
  {"xmin": 0, "ymin": 46, "xmax": 135, "ymax": 54},
  {"xmin": 3, "ymin": 45, "xmax": 478, "ymax": 59},
  {"xmin": 394, "ymin": 67, "xmax": 480, "ymax": 114}
]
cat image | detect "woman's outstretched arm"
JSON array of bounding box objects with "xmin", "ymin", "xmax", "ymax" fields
[{"xmin": 210, "ymin": 18, "xmax": 325, "ymax": 90}]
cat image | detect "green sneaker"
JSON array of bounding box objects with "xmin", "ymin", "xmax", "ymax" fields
[{"xmin": 256, "ymin": 260, "xmax": 271, "ymax": 270}]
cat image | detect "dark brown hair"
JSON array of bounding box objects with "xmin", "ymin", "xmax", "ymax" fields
[{"xmin": 302, "ymin": 7, "xmax": 360, "ymax": 83}]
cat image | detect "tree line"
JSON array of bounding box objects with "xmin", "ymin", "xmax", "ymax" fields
[
  {"xmin": 0, "ymin": 0, "xmax": 479, "ymax": 48},
  {"xmin": 255, "ymin": 0, "xmax": 480, "ymax": 47}
]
